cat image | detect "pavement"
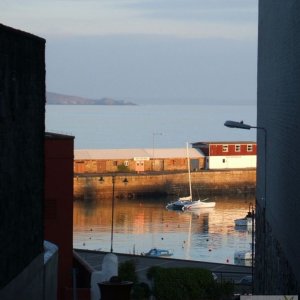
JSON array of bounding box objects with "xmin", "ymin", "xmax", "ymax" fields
[{"xmin": 75, "ymin": 249, "xmax": 252, "ymax": 284}]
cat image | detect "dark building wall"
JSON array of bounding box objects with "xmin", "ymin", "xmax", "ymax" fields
[
  {"xmin": 256, "ymin": 1, "xmax": 300, "ymax": 294},
  {"xmin": 45, "ymin": 133, "xmax": 74, "ymax": 300},
  {"xmin": 0, "ymin": 24, "xmax": 45, "ymax": 287}
]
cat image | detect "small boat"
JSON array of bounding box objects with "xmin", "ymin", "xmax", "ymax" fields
[
  {"xmin": 166, "ymin": 197, "xmax": 192, "ymax": 211},
  {"xmin": 166, "ymin": 143, "xmax": 215, "ymax": 211},
  {"xmin": 141, "ymin": 248, "xmax": 174, "ymax": 257},
  {"xmin": 234, "ymin": 217, "xmax": 253, "ymax": 227},
  {"xmin": 234, "ymin": 205, "xmax": 255, "ymax": 227},
  {"xmin": 182, "ymin": 198, "xmax": 216, "ymax": 210},
  {"xmin": 234, "ymin": 243, "xmax": 255, "ymax": 263},
  {"xmin": 234, "ymin": 249, "xmax": 254, "ymax": 261}
]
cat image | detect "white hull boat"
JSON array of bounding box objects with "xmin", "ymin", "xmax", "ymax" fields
[
  {"xmin": 234, "ymin": 242, "xmax": 255, "ymax": 265},
  {"xmin": 234, "ymin": 217, "xmax": 253, "ymax": 227},
  {"xmin": 166, "ymin": 143, "xmax": 216, "ymax": 211},
  {"xmin": 234, "ymin": 249, "xmax": 254, "ymax": 261},
  {"xmin": 234, "ymin": 206, "xmax": 255, "ymax": 227},
  {"xmin": 182, "ymin": 198, "xmax": 216, "ymax": 210}
]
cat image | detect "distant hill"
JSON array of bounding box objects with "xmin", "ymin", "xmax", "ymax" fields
[{"xmin": 46, "ymin": 92, "xmax": 136, "ymax": 105}]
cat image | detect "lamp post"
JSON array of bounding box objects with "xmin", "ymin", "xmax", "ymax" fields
[
  {"xmin": 99, "ymin": 174, "xmax": 128, "ymax": 253},
  {"xmin": 249, "ymin": 202, "xmax": 255, "ymax": 293},
  {"xmin": 152, "ymin": 132, "xmax": 162, "ymax": 170},
  {"xmin": 224, "ymin": 120, "xmax": 267, "ymax": 207},
  {"xmin": 224, "ymin": 120, "xmax": 267, "ymax": 294}
]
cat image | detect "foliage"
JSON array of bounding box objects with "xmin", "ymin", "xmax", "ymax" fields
[
  {"xmin": 118, "ymin": 259, "xmax": 138, "ymax": 284},
  {"xmin": 118, "ymin": 260, "xmax": 151, "ymax": 300},
  {"xmin": 147, "ymin": 266, "xmax": 234, "ymax": 300},
  {"xmin": 131, "ymin": 282, "xmax": 152, "ymax": 300},
  {"xmin": 117, "ymin": 164, "xmax": 130, "ymax": 172}
]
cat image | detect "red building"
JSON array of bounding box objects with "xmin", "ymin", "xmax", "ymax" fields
[
  {"xmin": 44, "ymin": 132, "xmax": 75, "ymax": 300},
  {"xmin": 192, "ymin": 141, "xmax": 257, "ymax": 170}
]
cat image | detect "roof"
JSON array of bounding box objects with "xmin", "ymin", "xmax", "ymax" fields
[
  {"xmin": 0, "ymin": 23, "xmax": 45, "ymax": 42},
  {"xmin": 74, "ymin": 148, "xmax": 204, "ymax": 160},
  {"xmin": 45, "ymin": 132, "xmax": 75, "ymax": 139},
  {"xmin": 192, "ymin": 141, "xmax": 256, "ymax": 147}
]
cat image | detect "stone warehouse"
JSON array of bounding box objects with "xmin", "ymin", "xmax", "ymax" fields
[
  {"xmin": 74, "ymin": 148, "xmax": 205, "ymax": 173},
  {"xmin": 74, "ymin": 141, "xmax": 257, "ymax": 174}
]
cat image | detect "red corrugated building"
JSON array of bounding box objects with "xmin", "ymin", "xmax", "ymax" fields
[{"xmin": 192, "ymin": 141, "xmax": 257, "ymax": 170}]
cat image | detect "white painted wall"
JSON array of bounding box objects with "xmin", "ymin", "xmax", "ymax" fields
[{"xmin": 206, "ymin": 156, "xmax": 256, "ymax": 169}]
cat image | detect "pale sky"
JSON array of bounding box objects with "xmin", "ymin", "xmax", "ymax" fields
[{"xmin": 1, "ymin": 0, "xmax": 258, "ymax": 104}]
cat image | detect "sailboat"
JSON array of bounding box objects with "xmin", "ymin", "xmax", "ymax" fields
[{"xmin": 166, "ymin": 143, "xmax": 216, "ymax": 211}]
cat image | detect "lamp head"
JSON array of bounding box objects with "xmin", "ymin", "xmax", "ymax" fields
[{"xmin": 224, "ymin": 120, "xmax": 252, "ymax": 130}]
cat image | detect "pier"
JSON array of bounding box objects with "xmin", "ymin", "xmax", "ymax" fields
[{"xmin": 74, "ymin": 169, "xmax": 256, "ymax": 200}]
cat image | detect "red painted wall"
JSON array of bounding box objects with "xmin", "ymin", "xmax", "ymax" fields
[
  {"xmin": 44, "ymin": 133, "xmax": 74, "ymax": 300},
  {"xmin": 209, "ymin": 143, "xmax": 257, "ymax": 156}
]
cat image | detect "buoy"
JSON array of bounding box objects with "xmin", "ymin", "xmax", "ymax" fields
[
  {"xmin": 209, "ymin": 249, "xmax": 212, "ymax": 252},
  {"xmin": 161, "ymin": 237, "xmax": 164, "ymax": 240}
]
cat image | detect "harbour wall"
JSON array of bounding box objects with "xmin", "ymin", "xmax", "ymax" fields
[{"xmin": 74, "ymin": 169, "xmax": 256, "ymax": 200}]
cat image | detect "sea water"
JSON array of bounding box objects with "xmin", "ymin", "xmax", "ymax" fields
[{"xmin": 45, "ymin": 104, "xmax": 256, "ymax": 149}]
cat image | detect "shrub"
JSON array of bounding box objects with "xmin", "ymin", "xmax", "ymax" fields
[
  {"xmin": 118, "ymin": 259, "xmax": 138, "ymax": 283},
  {"xmin": 117, "ymin": 164, "xmax": 130, "ymax": 172},
  {"xmin": 147, "ymin": 266, "xmax": 234, "ymax": 300},
  {"xmin": 118, "ymin": 260, "xmax": 151, "ymax": 300}
]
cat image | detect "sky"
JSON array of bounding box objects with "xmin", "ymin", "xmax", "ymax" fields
[{"xmin": 1, "ymin": 0, "xmax": 258, "ymax": 104}]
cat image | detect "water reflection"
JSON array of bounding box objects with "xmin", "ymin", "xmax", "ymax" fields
[{"xmin": 73, "ymin": 195, "xmax": 254, "ymax": 264}]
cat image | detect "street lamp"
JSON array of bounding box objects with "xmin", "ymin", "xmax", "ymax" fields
[
  {"xmin": 152, "ymin": 132, "xmax": 162, "ymax": 170},
  {"xmin": 224, "ymin": 120, "xmax": 267, "ymax": 208},
  {"xmin": 249, "ymin": 202, "xmax": 255, "ymax": 292},
  {"xmin": 224, "ymin": 120, "xmax": 267, "ymax": 294},
  {"xmin": 99, "ymin": 174, "xmax": 128, "ymax": 253}
]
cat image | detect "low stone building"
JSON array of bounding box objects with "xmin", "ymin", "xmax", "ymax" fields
[{"xmin": 74, "ymin": 148, "xmax": 205, "ymax": 174}]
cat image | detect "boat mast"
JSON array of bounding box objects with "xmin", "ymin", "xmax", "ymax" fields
[{"xmin": 186, "ymin": 142, "xmax": 192, "ymax": 198}]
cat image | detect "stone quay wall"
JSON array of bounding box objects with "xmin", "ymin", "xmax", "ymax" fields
[{"xmin": 74, "ymin": 169, "xmax": 256, "ymax": 200}]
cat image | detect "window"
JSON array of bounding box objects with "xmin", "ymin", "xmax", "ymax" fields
[
  {"xmin": 124, "ymin": 160, "xmax": 129, "ymax": 167},
  {"xmin": 113, "ymin": 161, "xmax": 118, "ymax": 166},
  {"xmin": 222, "ymin": 145, "xmax": 228, "ymax": 152},
  {"xmin": 247, "ymin": 144, "xmax": 253, "ymax": 152},
  {"xmin": 222, "ymin": 159, "xmax": 226, "ymax": 163},
  {"xmin": 235, "ymin": 145, "xmax": 241, "ymax": 152}
]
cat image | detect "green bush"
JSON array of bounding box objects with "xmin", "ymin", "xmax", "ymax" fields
[
  {"xmin": 147, "ymin": 266, "xmax": 234, "ymax": 300},
  {"xmin": 118, "ymin": 260, "xmax": 138, "ymax": 283},
  {"xmin": 117, "ymin": 164, "xmax": 130, "ymax": 172},
  {"xmin": 118, "ymin": 260, "xmax": 151, "ymax": 300}
]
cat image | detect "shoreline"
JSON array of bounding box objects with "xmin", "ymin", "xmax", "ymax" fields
[{"xmin": 74, "ymin": 169, "xmax": 256, "ymax": 200}]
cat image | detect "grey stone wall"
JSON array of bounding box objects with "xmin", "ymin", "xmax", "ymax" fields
[
  {"xmin": 0, "ymin": 24, "xmax": 45, "ymax": 287},
  {"xmin": 256, "ymin": 0, "xmax": 300, "ymax": 294}
]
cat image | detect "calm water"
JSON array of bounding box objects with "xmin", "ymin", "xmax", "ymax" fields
[
  {"xmin": 73, "ymin": 196, "xmax": 254, "ymax": 265},
  {"xmin": 45, "ymin": 104, "xmax": 256, "ymax": 149}
]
